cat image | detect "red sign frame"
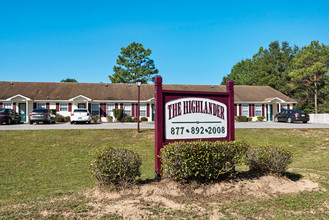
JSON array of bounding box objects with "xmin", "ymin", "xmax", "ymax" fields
[{"xmin": 154, "ymin": 76, "xmax": 235, "ymax": 175}]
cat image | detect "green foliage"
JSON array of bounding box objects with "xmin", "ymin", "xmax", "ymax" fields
[
  {"xmin": 133, "ymin": 117, "xmax": 138, "ymax": 122},
  {"xmin": 124, "ymin": 115, "xmax": 132, "ymax": 122},
  {"xmin": 235, "ymin": 116, "xmax": 247, "ymax": 122},
  {"xmin": 56, "ymin": 115, "xmax": 64, "ymax": 122},
  {"xmin": 91, "ymin": 115, "xmax": 100, "ymax": 123},
  {"xmin": 160, "ymin": 141, "xmax": 249, "ymax": 182},
  {"xmin": 140, "ymin": 117, "xmax": 148, "ymax": 122},
  {"xmin": 247, "ymin": 117, "xmax": 253, "ymax": 122},
  {"xmin": 109, "ymin": 42, "xmax": 159, "ymax": 83},
  {"xmin": 244, "ymin": 145, "xmax": 292, "ymax": 175},
  {"xmin": 64, "ymin": 116, "xmax": 70, "ymax": 122},
  {"xmin": 113, "ymin": 109, "xmax": 124, "ymax": 122},
  {"xmin": 60, "ymin": 78, "xmax": 78, "ymax": 82},
  {"xmin": 257, "ymin": 116, "xmax": 265, "ymax": 122},
  {"xmin": 49, "ymin": 109, "xmax": 57, "ymax": 115},
  {"xmin": 288, "ymin": 41, "xmax": 329, "ymax": 113},
  {"xmin": 106, "ymin": 115, "xmax": 113, "ymax": 122},
  {"xmin": 90, "ymin": 147, "xmax": 142, "ymax": 188}
]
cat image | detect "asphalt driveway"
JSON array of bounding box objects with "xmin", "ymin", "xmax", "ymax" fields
[{"xmin": 0, "ymin": 121, "xmax": 329, "ymax": 130}]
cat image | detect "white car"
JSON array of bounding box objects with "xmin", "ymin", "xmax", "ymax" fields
[{"xmin": 70, "ymin": 109, "xmax": 91, "ymax": 124}]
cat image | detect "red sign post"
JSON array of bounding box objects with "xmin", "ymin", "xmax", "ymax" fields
[{"xmin": 154, "ymin": 76, "xmax": 235, "ymax": 176}]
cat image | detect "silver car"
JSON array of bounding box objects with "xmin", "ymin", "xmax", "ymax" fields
[
  {"xmin": 29, "ymin": 109, "xmax": 56, "ymax": 124},
  {"xmin": 70, "ymin": 109, "xmax": 91, "ymax": 124}
]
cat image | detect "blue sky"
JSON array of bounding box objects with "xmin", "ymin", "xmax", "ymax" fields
[{"xmin": 1, "ymin": 0, "xmax": 329, "ymax": 85}]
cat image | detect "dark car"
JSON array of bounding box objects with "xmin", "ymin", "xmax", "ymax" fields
[
  {"xmin": 274, "ymin": 109, "xmax": 309, "ymax": 123},
  {"xmin": 29, "ymin": 109, "xmax": 56, "ymax": 124},
  {"xmin": 0, "ymin": 108, "xmax": 21, "ymax": 124}
]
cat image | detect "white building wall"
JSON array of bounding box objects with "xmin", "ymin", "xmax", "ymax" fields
[{"xmin": 309, "ymin": 114, "xmax": 329, "ymax": 124}]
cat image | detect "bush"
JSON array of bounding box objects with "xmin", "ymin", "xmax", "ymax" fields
[
  {"xmin": 91, "ymin": 115, "xmax": 101, "ymax": 123},
  {"xmin": 113, "ymin": 109, "xmax": 124, "ymax": 122},
  {"xmin": 90, "ymin": 147, "xmax": 142, "ymax": 188},
  {"xmin": 50, "ymin": 109, "xmax": 57, "ymax": 115},
  {"xmin": 247, "ymin": 117, "xmax": 253, "ymax": 122},
  {"xmin": 64, "ymin": 116, "xmax": 70, "ymax": 122},
  {"xmin": 124, "ymin": 115, "xmax": 132, "ymax": 122},
  {"xmin": 133, "ymin": 117, "xmax": 138, "ymax": 122},
  {"xmin": 56, "ymin": 115, "xmax": 64, "ymax": 122},
  {"xmin": 257, "ymin": 116, "xmax": 265, "ymax": 122},
  {"xmin": 106, "ymin": 115, "xmax": 113, "ymax": 122},
  {"xmin": 244, "ymin": 145, "xmax": 292, "ymax": 175},
  {"xmin": 141, "ymin": 117, "xmax": 148, "ymax": 122},
  {"xmin": 235, "ymin": 116, "xmax": 247, "ymax": 122},
  {"xmin": 160, "ymin": 141, "xmax": 249, "ymax": 182}
]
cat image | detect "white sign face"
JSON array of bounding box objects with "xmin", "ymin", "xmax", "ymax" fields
[{"xmin": 165, "ymin": 97, "xmax": 227, "ymax": 139}]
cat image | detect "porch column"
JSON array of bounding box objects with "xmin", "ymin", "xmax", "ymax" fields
[
  {"xmin": 279, "ymin": 103, "xmax": 281, "ymax": 112},
  {"xmin": 26, "ymin": 100, "xmax": 29, "ymax": 123}
]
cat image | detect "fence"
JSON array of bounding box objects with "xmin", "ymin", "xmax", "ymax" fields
[{"xmin": 309, "ymin": 114, "xmax": 329, "ymax": 124}]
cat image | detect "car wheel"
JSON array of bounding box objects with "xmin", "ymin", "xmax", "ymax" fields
[
  {"xmin": 7, "ymin": 118, "xmax": 11, "ymax": 125},
  {"xmin": 29, "ymin": 121, "xmax": 33, "ymax": 124},
  {"xmin": 303, "ymin": 121, "xmax": 308, "ymax": 123},
  {"xmin": 70, "ymin": 121, "xmax": 73, "ymax": 124},
  {"xmin": 274, "ymin": 117, "xmax": 278, "ymax": 122},
  {"xmin": 287, "ymin": 117, "xmax": 293, "ymax": 123}
]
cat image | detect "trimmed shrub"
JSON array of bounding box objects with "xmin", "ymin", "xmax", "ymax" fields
[
  {"xmin": 257, "ymin": 116, "xmax": 265, "ymax": 122},
  {"xmin": 113, "ymin": 109, "xmax": 124, "ymax": 122},
  {"xmin": 141, "ymin": 117, "xmax": 148, "ymax": 122},
  {"xmin": 64, "ymin": 116, "xmax": 70, "ymax": 122},
  {"xmin": 133, "ymin": 117, "xmax": 138, "ymax": 122},
  {"xmin": 124, "ymin": 115, "xmax": 132, "ymax": 122},
  {"xmin": 244, "ymin": 145, "xmax": 292, "ymax": 175},
  {"xmin": 56, "ymin": 115, "xmax": 64, "ymax": 122},
  {"xmin": 91, "ymin": 115, "xmax": 101, "ymax": 123},
  {"xmin": 90, "ymin": 147, "xmax": 142, "ymax": 188},
  {"xmin": 235, "ymin": 116, "xmax": 247, "ymax": 122},
  {"xmin": 160, "ymin": 141, "xmax": 249, "ymax": 182},
  {"xmin": 247, "ymin": 117, "xmax": 253, "ymax": 122},
  {"xmin": 106, "ymin": 115, "xmax": 113, "ymax": 122}
]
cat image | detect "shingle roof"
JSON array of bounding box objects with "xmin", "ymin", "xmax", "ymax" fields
[{"xmin": 0, "ymin": 81, "xmax": 296, "ymax": 103}]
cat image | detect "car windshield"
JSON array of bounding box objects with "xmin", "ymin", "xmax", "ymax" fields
[
  {"xmin": 0, "ymin": 109, "xmax": 8, "ymax": 113},
  {"xmin": 74, "ymin": 109, "xmax": 87, "ymax": 113},
  {"xmin": 33, "ymin": 109, "xmax": 48, "ymax": 113}
]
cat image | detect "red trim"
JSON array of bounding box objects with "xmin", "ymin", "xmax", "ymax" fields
[
  {"xmin": 56, "ymin": 103, "xmax": 60, "ymax": 112},
  {"xmin": 46, "ymin": 103, "xmax": 49, "ymax": 109},
  {"xmin": 252, "ymin": 104, "xmax": 255, "ymax": 117},
  {"xmin": 88, "ymin": 103, "xmax": 91, "ymax": 112},
  {"xmin": 115, "ymin": 103, "xmax": 118, "ymax": 109},
  {"xmin": 0, "ymin": 103, "xmax": 2, "ymax": 108},
  {"xmin": 68, "ymin": 103, "xmax": 72, "ymax": 112},
  {"xmin": 147, "ymin": 104, "xmax": 150, "ymax": 117},
  {"xmin": 234, "ymin": 104, "xmax": 237, "ymax": 116},
  {"xmin": 120, "ymin": 103, "xmax": 123, "ymax": 109},
  {"xmin": 287, "ymin": 104, "xmax": 290, "ymax": 110},
  {"xmin": 13, "ymin": 102, "xmax": 16, "ymax": 111},
  {"xmin": 33, "ymin": 103, "xmax": 36, "ymax": 109},
  {"xmin": 262, "ymin": 104, "xmax": 265, "ymax": 117},
  {"xmin": 132, "ymin": 104, "xmax": 135, "ymax": 117},
  {"xmin": 249, "ymin": 104, "xmax": 252, "ymax": 117},
  {"xmin": 100, "ymin": 103, "xmax": 106, "ymax": 117}
]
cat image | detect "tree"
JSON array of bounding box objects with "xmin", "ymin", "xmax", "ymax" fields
[
  {"xmin": 288, "ymin": 41, "xmax": 329, "ymax": 114},
  {"xmin": 61, "ymin": 78, "xmax": 78, "ymax": 82},
  {"xmin": 109, "ymin": 42, "xmax": 159, "ymax": 83}
]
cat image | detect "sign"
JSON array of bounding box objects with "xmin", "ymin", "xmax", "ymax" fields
[
  {"xmin": 165, "ymin": 98, "xmax": 227, "ymax": 139},
  {"xmin": 154, "ymin": 76, "xmax": 235, "ymax": 176}
]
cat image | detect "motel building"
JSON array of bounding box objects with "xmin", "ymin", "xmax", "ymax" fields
[{"xmin": 0, "ymin": 81, "xmax": 296, "ymax": 123}]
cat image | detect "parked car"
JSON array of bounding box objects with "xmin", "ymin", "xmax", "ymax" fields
[
  {"xmin": 29, "ymin": 109, "xmax": 56, "ymax": 124},
  {"xmin": 274, "ymin": 109, "xmax": 309, "ymax": 123},
  {"xmin": 0, "ymin": 108, "xmax": 21, "ymax": 124},
  {"xmin": 70, "ymin": 109, "xmax": 91, "ymax": 124}
]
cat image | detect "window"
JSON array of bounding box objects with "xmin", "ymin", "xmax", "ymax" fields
[
  {"xmin": 37, "ymin": 103, "xmax": 46, "ymax": 109},
  {"xmin": 91, "ymin": 103, "xmax": 100, "ymax": 116},
  {"xmin": 139, "ymin": 104, "xmax": 146, "ymax": 117},
  {"xmin": 3, "ymin": 103, "xmax": 12, "ymax": 109},
  {"xmin": 281, "ymin": 104, "xmax": 287, "ymax": 111},
  {"xmin": 241, "ymin": 104, "xmax": 249, "ymax": 116},
  {"xmin": 78, "ymin": 103, "xmax": 86, "ymax": 109},
  {"xmin": 107, "ymin": 104, "xmax": 115, "ymax": 117},
  {"xmin": 255, "ymin": 104, "xmax": 262, "ymax": 117},
  {"xmin": 123, "ymin": 104, "xmax": 131, "ymax": 116},
  {"xmin": 60, "ymin": 103, "xmax": 68, "ymax": 111}
]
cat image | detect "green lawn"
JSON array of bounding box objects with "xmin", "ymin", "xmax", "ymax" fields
[{"xmin": 0, "ymin": 128, "xmax": 328, "ymax": 219}]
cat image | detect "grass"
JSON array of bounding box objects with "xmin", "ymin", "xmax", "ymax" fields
[{"xmin": 0, "ymin": 128, "xmax": 328, "ymax": 219}]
